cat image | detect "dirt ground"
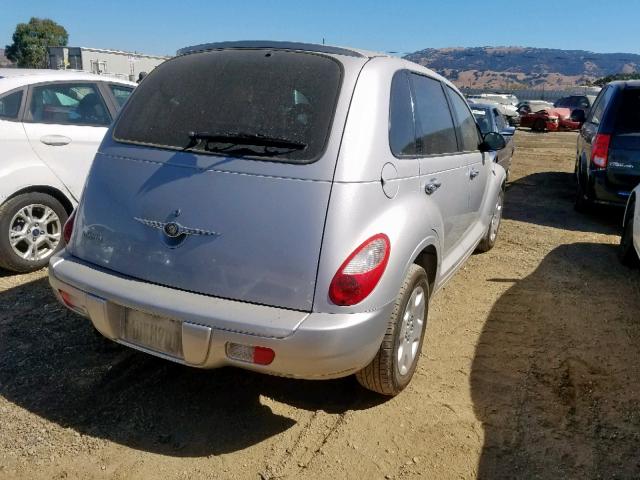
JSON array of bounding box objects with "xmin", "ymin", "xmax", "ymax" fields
[{"xmin": 1, "ymin": 130, "xmax": 640, "ymax": 479}]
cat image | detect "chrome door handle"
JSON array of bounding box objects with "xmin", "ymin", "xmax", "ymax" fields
[
  {"xmin": 470, "ymin": 168, "xmax": 480, "ymax": 179},
  {"xmin": 425, "ymin": 180, "xmax": 442, "ymax": 195},
  {"xmin": 40, "ymin": 135, "xmax": 71, "ymax": 146}
]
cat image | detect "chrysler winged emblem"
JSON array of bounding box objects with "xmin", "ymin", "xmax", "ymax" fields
[{"xmin": 134, "ymin": 217, "xmax": 221, "ymax": 239}]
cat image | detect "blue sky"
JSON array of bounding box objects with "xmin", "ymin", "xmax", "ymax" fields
[{"xmin": 1, "ymin": 0, "xmax": 638, "ymax": 56}]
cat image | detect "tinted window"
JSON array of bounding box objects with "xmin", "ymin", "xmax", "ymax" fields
[
  {"xmin": 615, "ymin": 88, "xmax": 640, "ymax": 133},
  {"xmin": 410, "ymin": 74, "xmax": 457, "ymax": 155},
  {"xmin": 109, "ymin": 84, "xmax": 134, "ymax": 108},
  {"xmin": 0, "ymin": 90, "xmax": 23, "ymax": 119},
  {"xmin": 114, "ymin": 50, "xmax": 342, "ymax": 163},
  {"xmin": 389, "ymin": 71, "xmax": 416, "ymax": 156},
  {"xmin": 29, "ymin": 83, "xmax": 111, "ymax": 126},
  {"xmin": 447, "ymin": 87, "xmax": 481, "ymax": 151},
  {"xmin": 494, "ymin": 109, "xmax": 507, "ymax": 131},
  {"xmin": 588, "ymin": 87, "xmax": 613, "ymax": 125},
  {"xmin": 472, "ymin": 107, "xmax": 492, "ymax": 134}
]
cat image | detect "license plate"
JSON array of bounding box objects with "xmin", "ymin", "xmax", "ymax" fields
[{"xmin": 123, "ymin": 309, "xmax": 183, "ymax": 358}]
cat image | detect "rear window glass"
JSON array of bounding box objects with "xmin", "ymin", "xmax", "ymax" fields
[
  {"xmin": 113, "ymin": 50, "xmax": 343, "ymax": 163},
  {"xmin": 616, "ymin": 88, "xmax": 640, "ymax": 133}
]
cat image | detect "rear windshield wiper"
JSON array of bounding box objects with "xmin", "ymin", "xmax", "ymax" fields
[{"xmin": 185, "ymin": 131, "xmax": 307, "ymax": 152}]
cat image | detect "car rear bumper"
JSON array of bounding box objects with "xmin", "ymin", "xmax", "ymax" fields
[
  {"xmin": 48, "ymin": 251, "xmax": 392, "ymax": 379},
  {"xmin": 590, "ymin": 170, "xmax": 631, "ymax": 206}
]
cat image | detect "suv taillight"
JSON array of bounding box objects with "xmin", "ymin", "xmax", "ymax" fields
[
  {"xmin": 329, "ymin": 234, "xmax": 390, "ymax": 306},
  {"xmin": 591, "ymin": 133, "xmax": 611, "ymax": 169},
  {"xmin": 63, "ymin": 210, "xmax": 76, "ymax": 244}
]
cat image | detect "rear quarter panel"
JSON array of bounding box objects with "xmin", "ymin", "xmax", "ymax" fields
[{"xmin": 314, "ymin": 58, "xmax": 442, "ymax": 314}]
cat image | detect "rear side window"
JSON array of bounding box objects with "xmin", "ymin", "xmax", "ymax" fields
[
  {"xmin": 109, "ymin": 84, "xmax": 134, "ymax": 108},
  {"xmin": 0, "ymin": 90, "xmax": 23, "ymax": 119},
  {"xmin": 447, "ymin": 87, "xmax": 481, "ymax": 151},
  {"xmin": 588, "ymin": 87, "xmax": 613, "ymax": 125},
  {"xmin": 494, "ymin": 109, "xmax": 507, "ymax": 131},
  {"xmin": 409, "ymin": 73, "xmax": 457, "ymax": 155},
  {"xmin": 113, "ymin": 49, "xmax": 343, "ymax": 163},
  {"xmin": 615, "ymin": 88, "xmax": 640, "ymax": 133},
  {"xmin": 472, "ymin": 107, "xmax": 492, "ymax": 135},
  {"xmin": 389, "ymin": 71, "xmax": 417, "ymax": 156},
  {"xmin": 29, "ymin": 83, "xmax": 111, "ymax": 126}
]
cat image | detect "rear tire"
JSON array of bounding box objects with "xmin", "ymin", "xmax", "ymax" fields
[
  {"xmin": 356, "ymin": 264, "xmax": 429, "ymax": 396},
  {"xmin": 0, "ymin": 193, "xmax": 68, "ymax": 273},
  {"xmin": 574, "ymin": 174, "xmax": 591, "ymax": 213},
  {"xmin": 533, "ymin": 118, "xmax": 546, "ymax": 132},
  {"xmin": 476, "ymin": 187, "xmax": 504, "ymax": 253},
  {"xmin": 619, "ymin": 204, "xmax": 639, "ymax": 267}
]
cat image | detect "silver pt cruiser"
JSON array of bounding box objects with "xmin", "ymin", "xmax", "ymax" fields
[{"xmin": 49, "ymin": 41, "xmax": 506, "ymax": 396}]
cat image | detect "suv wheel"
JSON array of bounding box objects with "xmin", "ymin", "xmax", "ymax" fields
[
  {"xmin": 356, "ymin": 264, "xmax": 429, "ymax": 396},
  {"xmin": 574, "ymin": 173, "xmax": 591, "ymax": 213},
  {"xmin": 0, "ymin": 193, "xmax": 68, "ymax": 273},
  {"xmin": 619, "ymin": 204, "xmax": 639, "ymax": 267},
  {"xmin": 476, "ymin": 187, "xmax": 504, "ymax": 253}
]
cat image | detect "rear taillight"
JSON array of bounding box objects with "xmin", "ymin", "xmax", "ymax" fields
[
  {"xmin": 329, "ymin": 234, "xmax": 390, "ymax": 306},
  {"xmin": 591, "ymin": 133, "xmax": 611, "ymax": 169},
  {"xmin": 63, "ymin": 210, "xmax": 76, "ymax": 244}
]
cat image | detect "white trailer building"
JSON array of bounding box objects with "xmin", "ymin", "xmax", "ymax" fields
[{"xmin": 48, "ymin": 47, "xmax": 169, "ymax": 81}]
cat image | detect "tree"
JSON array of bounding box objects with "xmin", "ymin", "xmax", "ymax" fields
[
  {"xmin": 5, "ymin": 18, "xmax": 68, "ymax": 68},
  {"xmin": 592, "ymin": 72, "xmax": 640, "ymax": 87}
]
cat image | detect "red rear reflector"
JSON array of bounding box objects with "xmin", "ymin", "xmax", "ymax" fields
[
  {"xmin": 226, "ymin": 343, "xmax": 275, "ymax": 366},
  {"xmin": 59, "ymin": 289, "xmax": 75, "ymax": 308},
  {"xmin": 63, "ymin": 210, "xmax": 76, "ymax": 244},
  {"xmin": 329, "ymin": 233, "xmax": 390, "ymax": 306},
  {"xmin": 591, "ymin": 133, "xmax": 611, "ymax": 169},
  {"xmin": 253, "ymin": 346, "xmax": 275, "ymax": 366}
]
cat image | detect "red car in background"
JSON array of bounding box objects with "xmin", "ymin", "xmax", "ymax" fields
[{"xmin": 520, "ymin": 107, "xmax": 582, "ymax": 132}]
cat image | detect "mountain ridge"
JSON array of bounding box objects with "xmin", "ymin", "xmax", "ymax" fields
[{"xmin": 403, "ymin": 46, "xmax": 640, "ymax": 89}]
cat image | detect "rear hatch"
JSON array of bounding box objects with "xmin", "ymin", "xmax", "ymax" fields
[
  {"xmin": 607, "ymin": 88, "xmax": 640, "ymax": 192},
  {"xmin": 70, "ymin": 48, "xmax": 350, "ymax": 312}
]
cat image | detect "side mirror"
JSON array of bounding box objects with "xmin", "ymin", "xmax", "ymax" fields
[
  {"xmin": 479, "ymin": 132, "xmax": 507, "ymax": 152},
  {"xmin": 500, "ymin": 126, "xmax": 516, "ymax": 136},
  {"xmin": 570, "ymin": 109, "xmax": 586, "ymax": 123}
]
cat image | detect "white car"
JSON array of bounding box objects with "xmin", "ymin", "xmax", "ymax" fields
[
  {"xmin": 620, "ymin": 187, "xmax": 640, "ymax": 266},
  {"xmin": 0, "ymin": 69, "xmax": 135, "ymax": 272},
  {"xmin": 467, "ymin": 94, "xmax": 519, "ymax": 124}
]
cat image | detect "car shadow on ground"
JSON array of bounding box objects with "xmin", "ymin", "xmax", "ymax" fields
[
  {"xmin": 471, "ymin": 242, "xmax": 640, "ymax": 478},
  {"xmin": 504, "ymin": 171, "xmax": 623, "ymax": 234},
  {"xmin": 0, "ymin": 277, "xmax": 385, "ymax": 458}
]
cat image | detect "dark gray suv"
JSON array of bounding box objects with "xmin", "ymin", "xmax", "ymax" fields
[{"xmin": 575, "ymin": 81, "xmax": 640, "ymax": 210}]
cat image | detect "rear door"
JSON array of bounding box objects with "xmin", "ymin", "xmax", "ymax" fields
[
  {"xmin": 0, "ymin": 88, "xmax": 34, "ymax": 178},
  {"xmin": 22, "ymin": 82, "xmax": 112, "ymax": 200},
  {"xmin": 410, "ymin": 73, "xmax": 471, "ymax": 257},
  {"xmin": 445, "ymin": 86, "xmax": 487, "ymax": 224}
]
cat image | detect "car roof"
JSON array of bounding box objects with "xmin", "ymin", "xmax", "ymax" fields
[
  {"xmin": 174, "ymin": 40, "xmax": 460, "ymax": 95},
  {"xmin": 607, "ymin": 80, "xmax": 640, "ymax": 88},
  {"xmin": 469, "ymin": 103, "xmax": 498, "ymax": 111},
  {"xmin": 177, "ymin": 40, "xmax": 388, "ymax": 59},
  {"xmin": 0, "ymin": 69, "xmax": 136, "ymax": 92}
]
